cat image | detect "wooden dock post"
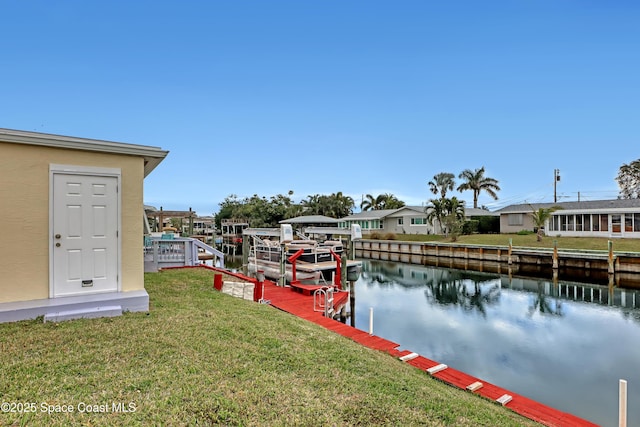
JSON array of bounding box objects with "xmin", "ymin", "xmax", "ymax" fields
[
  {"xmin": 552, "ymin": 240, "xmax": 558, "ymax": 269},
  {"xmin": 242, "ymin": 234, "xmax": 250, "ymax": 275},
  {"xmin": 349, "ymin": 280, "xmax": 356, "ymax": 327},
  {"xmin": 609, "ymin": 240, "xmax": 615, "ymax": 275},
  {"xmin": 508, "ymin": 239, "xmax": 513, "ymax": 265},
  {"xmin": 279, "ymin": 243, "xmax": 286, "ymax": 287}
]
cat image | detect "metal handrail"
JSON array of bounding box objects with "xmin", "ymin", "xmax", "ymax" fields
[
  {"xmin": 144, "ymin": 236, "xmax": 225, "ymax": 269},
  {"xmin": 313, "ymin": 286, "xmax": 334, "ymax": 317}
]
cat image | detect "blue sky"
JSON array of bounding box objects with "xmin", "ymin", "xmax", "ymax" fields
[{"xmin": 2, "ymin": 1, "xmax": 638, "ymax": 215}]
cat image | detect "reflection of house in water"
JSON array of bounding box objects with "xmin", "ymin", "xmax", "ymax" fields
[
  {"xmin": 505, "ymin": 276, "xmax": 640, "ymax": 310},
  {"xmin": 360, "ymin": 260, "xmax": 502, "ymax": 317},
  {"xmin": 362, "ymin": 259, "xmax": 640, "ymax": 314},
  {"xmin": 361, "ymin": 260, "xmax": 498, "ymax": 288}
]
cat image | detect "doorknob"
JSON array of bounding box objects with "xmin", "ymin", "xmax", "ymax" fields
[{"xmin": 55, "ymin": 234, "xmax": 61, "ymax": 239}]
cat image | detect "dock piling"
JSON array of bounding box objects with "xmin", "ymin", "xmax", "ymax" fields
[
  {"xmin": 619, "ymin": 379, "xmax": 627, "ymax": 427},
  {"xmin": 609, "ymin": 240, "xmax": 615, "ymax": 274}
]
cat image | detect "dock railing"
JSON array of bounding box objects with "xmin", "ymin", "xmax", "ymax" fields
[{"xmin": 144, "ymin": 236, "xmax": 225, "ymax": 272}]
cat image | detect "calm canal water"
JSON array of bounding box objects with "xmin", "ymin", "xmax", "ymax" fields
[{"xmin": 352, "ymin": 260, "xmax": 640, "ymax": 427}]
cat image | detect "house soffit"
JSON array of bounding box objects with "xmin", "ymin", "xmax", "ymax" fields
[{"xmin": 0, "ymin": 128, "xmax": 169, "ymax": 177}]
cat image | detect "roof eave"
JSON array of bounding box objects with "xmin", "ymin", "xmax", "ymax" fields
[{"xmin": 0, "ymin": 128, "xmax": 169, "ymax": 178}]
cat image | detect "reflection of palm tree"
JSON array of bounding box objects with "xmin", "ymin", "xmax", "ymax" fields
[
  {"xmin": 359, "ymin": 262, "xmax": 396, "ymax": 287},
  {"xmin": 424, "ymin": 271, "xmax": 501, "ymax": 317},
  {"xmin": 465, "ymin": 281, "xmax": 501, "ymax": 317},
  {"xmin": 360, "ymin": 269, "xmax": 394, "ymax": 287},
  {"xmin": 425, "ymin": 277, "xmax": 465, "ymax": 305},
  {"xmin": 528, "ymin": 281, "xmax": 563, "ymax": 317}
]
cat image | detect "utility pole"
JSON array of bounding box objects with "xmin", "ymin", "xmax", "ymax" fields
[{"xmin": 554, "ymin": 169, "xmax": 560, "ymax": 203}]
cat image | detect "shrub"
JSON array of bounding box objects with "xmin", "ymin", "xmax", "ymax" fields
[
  {"xmin": 477, "ymin": 216, "xmax": 500, "ymax": 234},
  {"xmin": 382, "ymin": 233, "xmax": 397, "ymax": 240},
  {"xmin": 369, "ymin": 232, "xmax": 381, "ymax": 240},
  {"xmin": 516, "ymin": 229, "xmax": 535, "ymax": 235},
  {"xmin": 462, "ymin": 220, "xmax": 479, "ymax": 235}
]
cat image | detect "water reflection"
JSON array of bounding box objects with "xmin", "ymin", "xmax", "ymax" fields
[{"xmin": 354, "ymin": 260, "xmax": 640, "ymax": 427}]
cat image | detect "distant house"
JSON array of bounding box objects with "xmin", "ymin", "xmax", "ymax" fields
[
  {"xmin": 0, "ymin": 129, "xmax": 168, "ymax": 322},
  {"xmin": 338, "ymin": 206, "xmax": 495, "ymax": 235},
  {"xmin": 338, "ymin": 207, "xmax": 430, "ymax": 235},
  {"xmin": 496, "ymin": 199, "xmax": 640, "ymax": 238}
]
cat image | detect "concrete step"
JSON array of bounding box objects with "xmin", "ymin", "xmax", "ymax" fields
[{"xmin": 44, "ymin": 305, "xmax": 123, "ymax": 323}]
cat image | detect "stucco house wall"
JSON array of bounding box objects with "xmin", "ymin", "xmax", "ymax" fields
[
  {"xmin": 0, "ymin": 143, "xmax": 145, "ymax": 303},
  {"xmin": 339, "ymin": 206, "xmax": 442, "ymax": 235},
  {"xmin": 499, "ymin": 212, "xmax": 537, "ymax": 234},
  {"xmin": 0, "ymin": 129, "xmax": 167, "ymax": 321}
]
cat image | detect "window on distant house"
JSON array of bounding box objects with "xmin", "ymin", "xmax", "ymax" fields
[
  {"xmin": 584, "ymin": 214, "xmax": 591, "ymax": 231},
  {"xmin": 411, "ymin": 217, "xmax": 428, "ymax": 225},
  {"xmin": 508, "ymin": 213, "xmax": 523, "ymax": 226},
  {"xmin": 612, "ymin": 215, "xmax": 621, "ymax": 233},
  {"xmin": 398, "ymin": 218, "xmax": 403, "ymax": 225},
  {"xmin": 560, "ymin": 215, "xmax": 567, "ymax": 231},
  {"xmin": 600, "ymin": 214, "xmax": 609, "ymax": 232}
]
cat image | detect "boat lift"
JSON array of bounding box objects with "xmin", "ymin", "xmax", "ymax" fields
[{"xmin": 242, "ymin": 224, "xmax": 362, "ymax": 288}]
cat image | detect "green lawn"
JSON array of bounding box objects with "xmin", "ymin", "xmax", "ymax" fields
[{"xmin": 0, "ymin": 268, "xmax": 540, "ymax": 426}]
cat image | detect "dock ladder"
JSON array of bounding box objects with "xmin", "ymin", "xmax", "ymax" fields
[{"xmin": 313, "ymin": 286, "xmax": 335, "ymax": 317}]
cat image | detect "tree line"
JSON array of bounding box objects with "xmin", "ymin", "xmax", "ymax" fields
[
  {"xmin": 215, "ymin": 161, "xmax": 640, "ymax": 231},
  {"xmin": 215, "ymin": 166, "xmax": 500, "ymax": 230}
]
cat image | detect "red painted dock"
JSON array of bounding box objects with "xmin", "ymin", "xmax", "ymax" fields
[{"xmin": 259, "ymin": 279, "xmax": 599, "ymax": 427}]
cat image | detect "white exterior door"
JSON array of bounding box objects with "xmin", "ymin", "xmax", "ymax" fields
[{"xmin": 52, "ymin": 171, "xmax": 119, "ymax": 297}]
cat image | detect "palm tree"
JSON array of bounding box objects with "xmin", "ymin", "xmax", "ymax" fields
[
  {"xmin": 382, "ymin": 193, "xmax": 405, "ymax": 209},
  {"xmin": 530, "ymin": 205, "xmax": 559, "ymax": 242},
  {"xmin": 360, "ymin": 194, "xmax": 386, "ymax": 211},
  {"xmin": 442, "ymin": 197, "xmax": 466, "ymax": 241},
  {"xmin": 425, "ymin": 198, "xmax": 447, "ymax": 235},
  {"xmin": 457, "ymin": 167, "xmax": 500, "ymax": 209},
  {"xmin": 328, "ymin": 192, "xmax": 355, "ymax": 218},
  {"xmin": 360, "ymin": 193, "xmax": 405, "ymax": 211},
  {"xmin": 428, "ymin": 172, "xmax": 456, "ymax": 199},
  {"xmin": 426, "ymin": 197, "xmax": 465, "ymax": 238}
]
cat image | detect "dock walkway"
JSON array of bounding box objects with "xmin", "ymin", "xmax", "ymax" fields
[{"xmin": 261, "ymin": 279, "xmax": 598, "ymax": 427}]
